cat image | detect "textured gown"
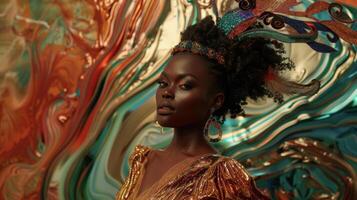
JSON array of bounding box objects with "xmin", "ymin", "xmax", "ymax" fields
[{"xmin": 116, "ymin": 144, "xmax": 270, "ymax": 200}]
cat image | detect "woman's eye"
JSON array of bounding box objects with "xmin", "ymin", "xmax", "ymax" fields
[
  {"xmin": 180, "ymin": 83, "xmax": 192, "ymax": 90},
  {"xmin": 157, "ymin": 80, "xmax": 167, "ymax": 88}
]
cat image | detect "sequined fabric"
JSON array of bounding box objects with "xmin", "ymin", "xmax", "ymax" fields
[{"xmin": 116, "ymin": 145, "xmax": 270, "ymax": 200}]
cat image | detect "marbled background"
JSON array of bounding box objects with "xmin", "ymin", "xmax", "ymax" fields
[{"xmin": 0, "ymin": 0, "xmax": 356, "ymax": 199}]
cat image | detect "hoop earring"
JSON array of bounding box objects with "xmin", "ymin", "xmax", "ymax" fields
[
  {"xmin": 204, "ymin": 108, "xmax": 223, "ymax": 142},
  {"xmin": 155, "ymin": 120, "xmax": 164, "ymax": 134}
]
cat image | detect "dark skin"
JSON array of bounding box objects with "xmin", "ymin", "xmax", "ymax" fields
[{"xmin": 136, "ymin": 53, "xmax": 225, "ymax": 196}]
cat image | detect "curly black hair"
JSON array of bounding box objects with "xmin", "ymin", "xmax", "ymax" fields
[{"xmin": 175, "ymin": 16, "xmax": 295, "ymax": 121}]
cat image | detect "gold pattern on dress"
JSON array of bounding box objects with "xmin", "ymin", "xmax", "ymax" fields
[
  {"xmin": 116, "ymin": 145, "xmax": 270, "ymax": 200},
  {"xmin": 116, "ymin": 144, "xmax": 150, "ymax": 200}
]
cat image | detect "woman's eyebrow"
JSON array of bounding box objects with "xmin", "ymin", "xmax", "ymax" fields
[{"xmin": 161, "ymin": 71, "xmax": 199, "ymax": 81}]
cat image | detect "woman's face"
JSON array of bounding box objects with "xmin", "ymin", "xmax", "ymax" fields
[{"xmin": 155, "ymin": 53, "xmax": 223, "ymax": 128}]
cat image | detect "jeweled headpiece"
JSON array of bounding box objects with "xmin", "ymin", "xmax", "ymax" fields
[
  {"xmin": 215, "ymin": 0, "xmax": 357, "ymax": 51},
  {"xmin": 170, "ymin": 0, "xmax": 357, "ymax": 101}
]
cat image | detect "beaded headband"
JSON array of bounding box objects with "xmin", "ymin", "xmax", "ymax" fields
[{"xmin": 171, "ymin": 41, "xmax": 226, "ymax": 65}]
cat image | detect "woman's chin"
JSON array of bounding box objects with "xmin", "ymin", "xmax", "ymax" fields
[
  {"xmin": 157, "ymin": 114, "xmax": 182, "ymax": 127},
  {"xmin": 156, "ymin": 118, "xmax": 174, "ymax": 127}
]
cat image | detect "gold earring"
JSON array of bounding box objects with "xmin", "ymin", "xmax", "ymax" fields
[
  {"xmin": 155, "ymin": 120, "xmax": 164, "ymax": 134},
  {"xmin": 203, "ymin": 108, "xmax": 223, "ymax": 142}
]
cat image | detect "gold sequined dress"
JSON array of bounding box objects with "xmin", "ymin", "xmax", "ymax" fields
[{"xmin": 116, "ymin": 144, "xmax": 270, "ymax": 200}]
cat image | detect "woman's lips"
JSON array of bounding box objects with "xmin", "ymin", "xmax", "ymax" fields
[{"xmin": 157, "ymin": 106, "xmax": 175, "ymax": 115}]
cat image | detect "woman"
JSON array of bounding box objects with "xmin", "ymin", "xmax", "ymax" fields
[
  {"xmin": 116, "ymin": 1, "xmax": 356, "ymax": 199},
  {"xmin": 115, "ymin": 15, "xmax": 316, "ymax": 199}
]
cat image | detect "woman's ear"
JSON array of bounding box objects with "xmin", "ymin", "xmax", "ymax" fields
[{"xmin": 214, "ymin": 92, "xmax": 225, "ymax": 110}]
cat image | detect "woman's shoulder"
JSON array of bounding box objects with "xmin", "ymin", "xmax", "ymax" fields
[
  {"xmin": 214, "ymin": 155, "xmax": 251, "ymax": 179},
  {"xmin": 196, "ymin": 155, "xmax": 270, "ymax": 199},
  {"xmin": 200, "ymin": 155, "xmax": 252, "ymax": 184}
]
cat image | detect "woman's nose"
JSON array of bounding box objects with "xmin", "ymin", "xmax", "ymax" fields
[{"xmin": 162, "ymin": 88, "xmax": 174, "ymax": 99}]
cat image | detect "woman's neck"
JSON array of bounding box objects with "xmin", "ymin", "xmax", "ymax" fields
[{"xmin": 163, "ymin": 125, "xmax": 217, "ymax": 157}]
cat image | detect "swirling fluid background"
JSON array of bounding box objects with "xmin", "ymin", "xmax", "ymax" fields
[{"xmin": 0, "ymin": 0, "xmax": 356, "ymax": 199}]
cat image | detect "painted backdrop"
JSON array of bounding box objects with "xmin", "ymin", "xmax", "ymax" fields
[{"xmin": 0, "ymin": 0, "xmax": 356, "ymax": 199}]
